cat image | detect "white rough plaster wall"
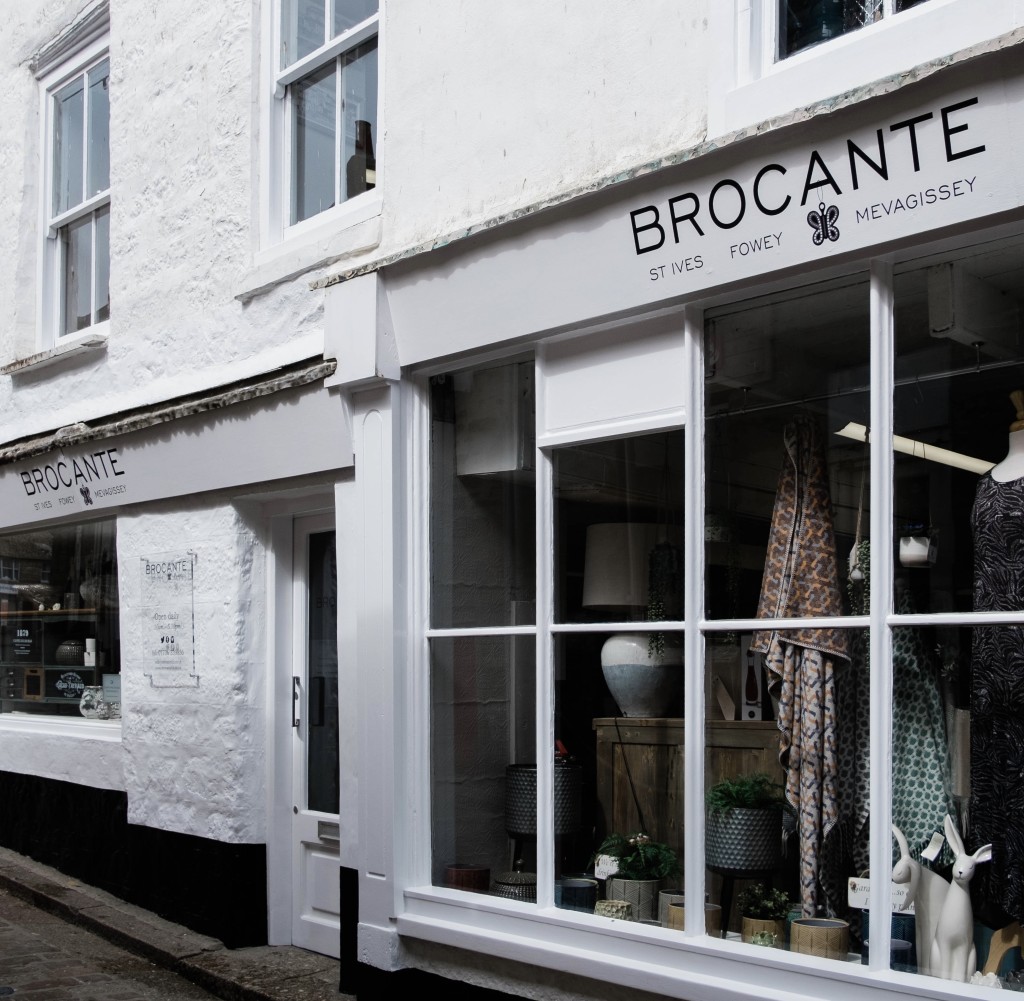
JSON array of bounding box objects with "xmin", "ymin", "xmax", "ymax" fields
[
  {"xmin": 117, "ymin": 497, "xmax": 268, "ymax": 843},
  {"xmin": 0, "ymin": 0, "xmax": 326, "ymax": 445},
  {"xmin": 379, "ymin": 0, "xmax": 710, "ymax": 254}
]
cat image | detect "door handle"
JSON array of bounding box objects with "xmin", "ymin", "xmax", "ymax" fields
[{"xmin": 292, "ymin": 676, "xmax": 300, "ymax": 728}]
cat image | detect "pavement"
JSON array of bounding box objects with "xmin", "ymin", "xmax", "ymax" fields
[{"xmin": 0, "ymin": 845, "xmax": 351, "ymax": 1001}]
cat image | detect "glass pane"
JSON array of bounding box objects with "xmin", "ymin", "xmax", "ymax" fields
[
  {"xmin": 340, "ymin": 38, "xmax": 378, "ymax": 201},
  {"xmin": 306, "ymin": 530, "xmax": 339, "ymax": 814},
  {"xmin": 430, "ymin": 636, "xmax": 536, "ymax": 897},
  {"xmin": 968, "ymin": 621, "xmax": 1024, "ymax": 940},
  {"xmin": 334, "ymin": 0, "xmax": 376, "ymax": 36},
  {"xmin": 61, "ymin": 215, "xmax": 92, "ymax": 335},
  {"xmin": 705, "ymin": 277, "xmax": 870, "ymax": 623},
  {"xmin": 53, "ymin": 76, "xmax": 84, "ymax": 215},
  {"xmin": 552, "ymin": 430, "xmax": 684, "ymax": 921},
  {"xmin": 291, "ymin": 63, "xmax": 336, "ymax": 224},
  {"xmin": 895, "ymin": 0, "xmax": 930, "ymax": 10},
  {"xmin": 0, "ymin": 520, "xmax": 120, "ymax": 718},
  {"xmin": 781, "ymin": 1, "xmax": 933, "ymax": 58},
  {"xmin": 429, "ymin": 360, "xmax": 536, "ymax": 630},
  {"xmin": 94, "ymin": 206, "xmax": 109, "ymax": 323},
  {"xmin": 282, "ymin": 0, "xmax": 326, "ymax": 67},
  {"xmin": 705, "ymin": 279, "xmax": 869, "ymax": 951},
  {"xmin": 893, "ymin": 235, "xmax": 1024, "ymax": 614},
  {"xmin": 87, "ymin": 61, "xmax": 110, "ymax": 197}
]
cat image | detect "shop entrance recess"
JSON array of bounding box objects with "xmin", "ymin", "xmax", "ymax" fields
[{"xmin": 290, "ymin": 513, "xmax": 341, "ymax": 956}]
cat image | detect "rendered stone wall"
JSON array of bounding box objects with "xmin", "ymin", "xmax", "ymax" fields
[{"xmin": 117, "ymin": 496, "xmax": 267, "ymax": 843}]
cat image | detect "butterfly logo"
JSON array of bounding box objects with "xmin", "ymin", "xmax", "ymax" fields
[
  {"xmin": 80, "ymin": 486, "xmax": 94, "ymax": 506},
  {"xmin": 807, "ymin": 201, "xmax": 840, "ymax": 246}
]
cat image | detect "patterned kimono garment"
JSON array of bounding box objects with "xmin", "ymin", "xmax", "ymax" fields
[
  {"xmin": 970, "ymin": 472, "xmax": 1024, "ymax": 925},
  {"xmin": 752, "ymin": 416, "xmax": 850, "ymax": 919}
]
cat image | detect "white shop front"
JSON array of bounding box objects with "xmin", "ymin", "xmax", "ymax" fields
[
  {"xmin": 334, "ymin": 42, "xmax": 1024, "ymax": 1001},
  {"xmin": 0, "ymin": 366, "xmax": 354, "ymax": 953}
]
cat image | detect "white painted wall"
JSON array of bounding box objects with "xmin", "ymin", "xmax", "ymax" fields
[{"xmin": 117, "ymin": 497, "xmax": 267, "ymax": 843}]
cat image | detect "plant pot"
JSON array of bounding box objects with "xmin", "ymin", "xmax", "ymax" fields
[
  {"xmin": 605, "ymin": 877, "xmax": 661, "ymax": 922},
  {"xmin": 705, "ymin": 807, "xmax": 783, "ymax": 871},
  {"xmin": 790, "ymin": 917, "xmax": 850, "ymax": 959},
  {"xmin": 741, "ymin": 916, "xmax": 786, "ymax": 945},
  {"xmin": 666, "ymin": 900, "xmax": 722, "ymax": 935}
]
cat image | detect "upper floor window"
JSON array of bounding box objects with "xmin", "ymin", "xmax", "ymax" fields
[
  {"xmin": 277, "ymin": 0, "xmax": 379, "ymax": 227},
  {"xmin": 782, "ymin": 0, "xmax": 931, "ymax": 59},
  {"xmin": 42, "ymin": 51, "xmax": 110, "ymax": 341}
]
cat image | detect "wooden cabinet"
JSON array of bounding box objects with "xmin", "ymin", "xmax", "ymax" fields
[{"xmin": 592, "ymin": 718, "xmax": 784, "ymax": 865}]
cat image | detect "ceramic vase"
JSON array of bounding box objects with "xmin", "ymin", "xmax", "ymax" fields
[{"xmin": 600, "ymin": 633, "xmax": 683, "ymax": 718}]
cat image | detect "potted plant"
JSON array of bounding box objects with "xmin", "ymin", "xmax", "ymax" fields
[
  {"xmin": 705, "ymin": 773, "xmax": 787, "ymax": 872},
  {"xmin": 736, "ymin": 881, "xmax": 790, "ymax": 945},
  {"xmin": 594, "ymin": 832, "xmax": 681, "ymax": 922}
]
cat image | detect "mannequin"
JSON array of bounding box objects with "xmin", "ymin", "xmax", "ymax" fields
[
  {"xmin": 969, "ymin": 389, "xmax": 1024, "ymax": 926},
  {"xmin": 989, "ymin": 389, "xmax": 1024, "ymax": 482}
]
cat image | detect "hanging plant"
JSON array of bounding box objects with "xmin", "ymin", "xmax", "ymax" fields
[{"xmin": 647, "ymin": 541, "xmax": 682, "ymax": 659}]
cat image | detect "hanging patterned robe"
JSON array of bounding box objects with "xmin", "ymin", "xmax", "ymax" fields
[{"xmin": 751, "ymin": 416, "xmax": 850, "ymax": 918}]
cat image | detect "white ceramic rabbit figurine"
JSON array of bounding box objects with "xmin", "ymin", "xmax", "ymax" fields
[
  {"xmin": 891, "ymin": 824, "xmax": 948, "ymax": 977},
  {"xmin": 929, "ymin": 814, "xmax": 992, "ymax": 983}
]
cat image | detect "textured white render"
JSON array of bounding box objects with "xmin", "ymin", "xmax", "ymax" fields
[
  {"xmin": 380, "ymin": 0, "xmax": 710, "ymax": 254},
  {"xmin": 0, "ymin": 0, "xmax": 323, "ymax": 445},
  {"xmin": 117, "ymin": 498, "xmax": 267, "ymax": 843},
  {"xmin": 0, "ymin": 0, "xmax": 716, "ymax": 449}
]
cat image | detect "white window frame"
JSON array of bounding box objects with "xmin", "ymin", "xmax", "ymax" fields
[
  {"xmin": 262, "ymin": 0, "xmax": 383, "ymax": 252},
  {"xmin": 710, "ymin": 0, "xmax": 1022, "ymax": 139},
  {"xmin": 397, "ymin": 231, "xmax": 1024, "ymax": 1001},
  {"xmin": 36, "ymin": 34, "xmax": 111, "ymax": 351}
]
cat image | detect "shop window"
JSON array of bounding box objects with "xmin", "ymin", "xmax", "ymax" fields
[
  {"xmin": 0, "ymin": 519, "xmax": 119, "ymax": 719},
  {"xmin": 781, "ymin": 0, "xmax": 931, "ymax": 60},
  {"xmin": 40, "ymin": 48, "xmax": 110, "ymax": 342},
  {"xmin": 276, "ymin": 0, "xmax": 379, "ymax": 227},
  {"xmin": 418, "ymin": 228, "xmax": 1024, "ymax": 993}
]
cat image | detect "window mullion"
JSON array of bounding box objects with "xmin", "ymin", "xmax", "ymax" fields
[
  {"xmin": 684, "ymin": 302, "xmax": 706, "ymax": 934},
  {"xmin": 536, "ymin": 442, "xmax": 554, "ymax": 908},
  {"xmin": 335, "ymin": 54, "xmax": 344, "ymax": 209},
  {"xmin": 867, "ymin": 257, "xmax": 895, "ymax": 971}
]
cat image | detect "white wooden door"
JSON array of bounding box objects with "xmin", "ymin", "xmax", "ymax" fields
[{"xmin": 290, "ymin": 513, "xmax": 341, "ymax": 956}]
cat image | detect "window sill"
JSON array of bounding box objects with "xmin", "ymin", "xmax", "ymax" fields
[
  {"xmin": 237, "ymin": 194, "xmax": 383, "ymax": 303},
  {"xmin": 397, "ymin": 889, "xmax": 974, "ymax": 1001},
  {"xmin": 0, "ymin": 713, "xmax": 121, "ymax": 741},
  {"xmin": 1, "ymin": 327, "xmax": 108, "ymax": 377},
  {"xmin": 710, "ymin": 1, "xmax": 1022, "ymax": 139}
]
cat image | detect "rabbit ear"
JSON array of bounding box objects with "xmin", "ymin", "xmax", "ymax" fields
[
  {"xmin": 974, "ymin": 844, "xmax": 993, "ymax": 865},
  {"xmin": 944, "ymin": 814, "xmax": 964, "ymax": 856},
  {"xmin": 892, "ymin": 824, "xmax": 909, "ymax": 857}
]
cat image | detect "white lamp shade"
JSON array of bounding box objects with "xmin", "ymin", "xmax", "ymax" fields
[{"xmin": 581, "ymin": 523, "xmax": 683, "ymax": 611}]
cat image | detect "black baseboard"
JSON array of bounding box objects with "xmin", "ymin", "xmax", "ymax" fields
[{"xmin": 0, "ymin": 770, "xmax": 267, "ymax": 948}]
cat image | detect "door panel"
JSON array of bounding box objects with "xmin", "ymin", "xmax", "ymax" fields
[{"xmin": 291, "ymin": 514, "xmax": 341, "ymax": 956}]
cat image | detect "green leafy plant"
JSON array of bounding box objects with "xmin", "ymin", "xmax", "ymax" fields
[
  {"xmin": 593, "ymin": 832, "xmax": 681, "ymax": 881},
  {"xmin": 706, "ymin": 773, "xmax": 786, "ymax": 815},
  {"xmin": 736, "ymin": 881, "xmax": 791, "ymax": 920}
]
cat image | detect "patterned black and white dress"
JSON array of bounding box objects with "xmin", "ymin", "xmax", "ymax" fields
[{"xmin": 971, "ymin": 472, "xmax": 1024, "ymax": 925}]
